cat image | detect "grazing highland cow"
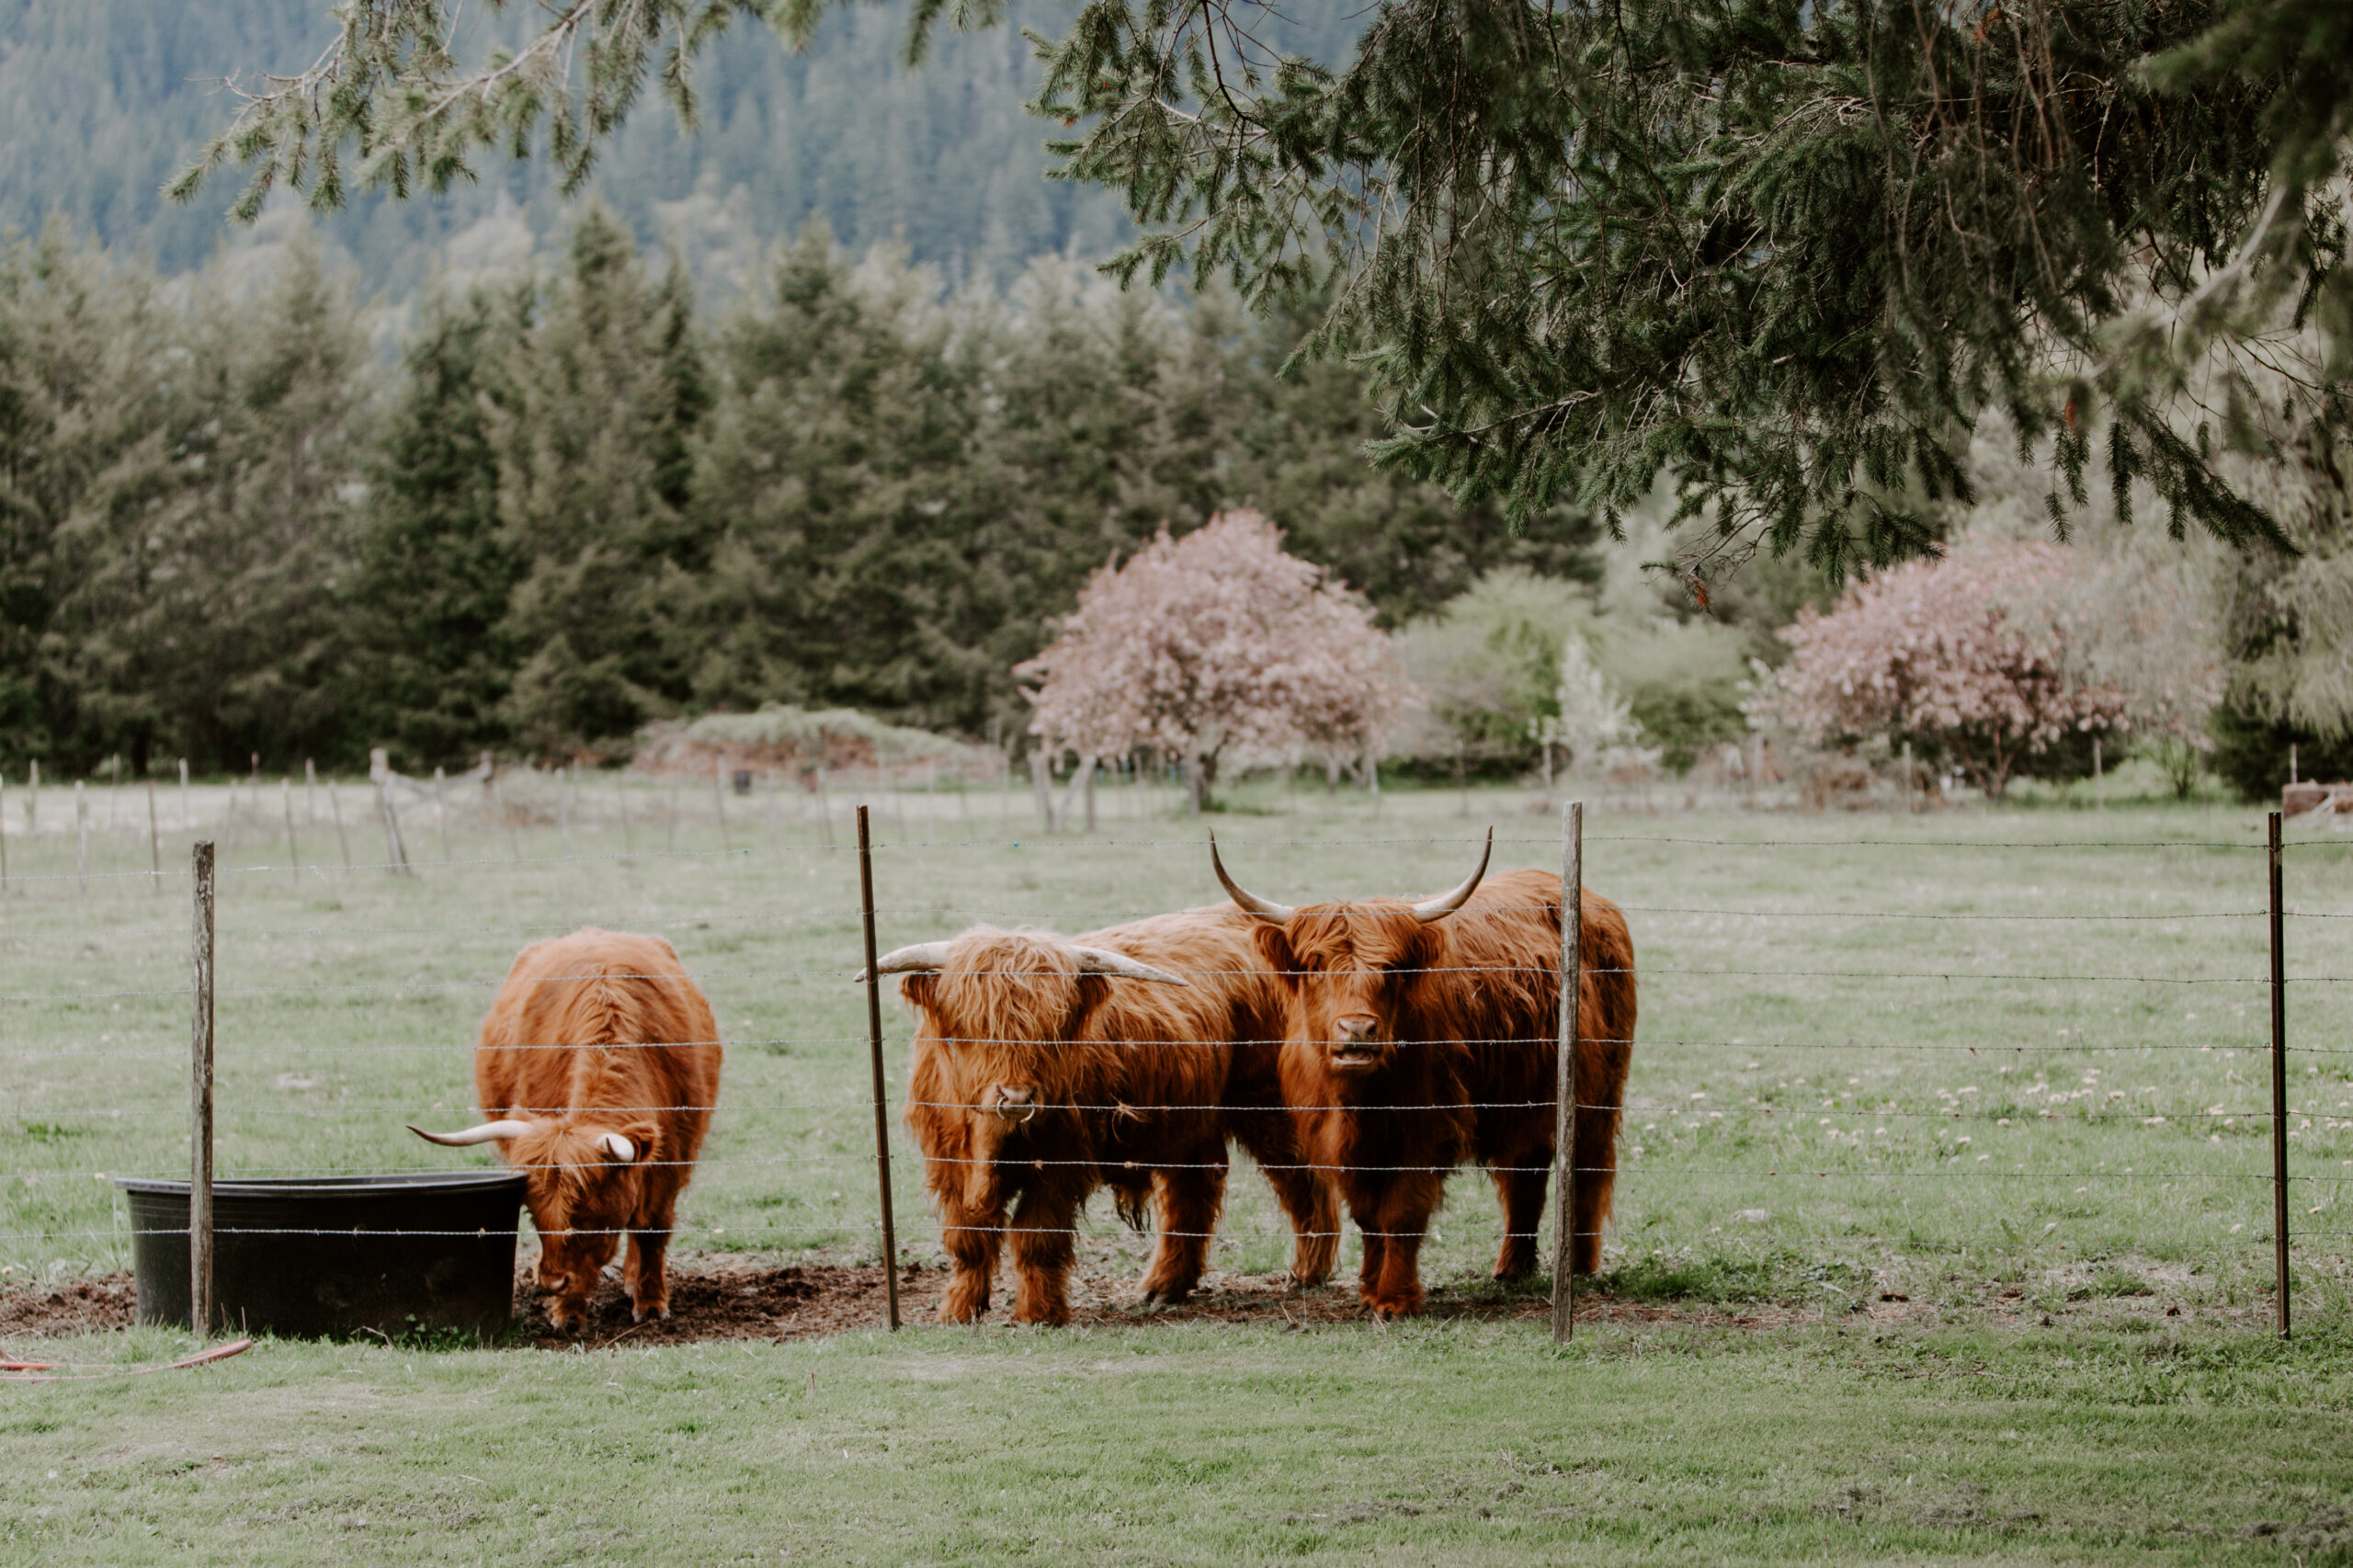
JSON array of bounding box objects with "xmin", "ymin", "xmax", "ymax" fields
[
  {"xmin": 872, "ymin": 912, "xmax": 1339, "ymax": 1326},
  {"xmin": 411, "ymin": 928, "xmax": 722, "ymax": 1329},
  {"xmin": 1210, "ymin": 831, "xmax": 1636, "ymax": 1318}
]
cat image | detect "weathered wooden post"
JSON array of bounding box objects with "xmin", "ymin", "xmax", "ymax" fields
[
  {"xmin": 369, "ymin": 748, "xmax": 411, "ymax": 874},
  {"xmin": 433, "ymin": 767, "xmax": 453, "ymax": 863},
  {"xmin": 279, "ymin": 778, "xmax": 299, "ymax": 880},
  {"xmin": 326, "ymin": 779, "xmax": 352, "ymax": 872},
  {"xmin": 146, "ymin": 778, "xmax": 160, "ymax": 890}
]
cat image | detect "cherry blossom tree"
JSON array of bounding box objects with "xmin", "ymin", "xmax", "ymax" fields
[
  {"xmin": 1762, "ymin": 540, "xmax": 2134, "ymax": 801},
  {"xmin": 1017, "ymin": 510, "xmax": 1409, "ymax": 811}
]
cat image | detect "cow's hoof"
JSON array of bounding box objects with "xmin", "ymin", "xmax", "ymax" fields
[
  {"xmin": 631, "ymin": 1303, "xmax": 671, "ymax": 1324},
  {"xmin": 1139, "ymin": 1286, "xmax": 1190, "ymax": 1310}
]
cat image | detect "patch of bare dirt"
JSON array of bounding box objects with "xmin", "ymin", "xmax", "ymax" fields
[
  {"xmin": 7, "ymin": 1259, "xmax": 2202, "ymax": 1346},
  {"xmin": 0, "ymin": 1272, "xmax": 136, "ymax": 1338}
]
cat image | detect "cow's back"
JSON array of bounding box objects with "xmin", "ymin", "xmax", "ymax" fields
[{"xmin": 475, "ymin": 930, "xmax": 722, "ymax": 1146}]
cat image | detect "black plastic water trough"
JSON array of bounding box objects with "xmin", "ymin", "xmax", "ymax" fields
[{"xmin": 114, "ymin": 1171, "xmax": 528, "ymax": 1339}]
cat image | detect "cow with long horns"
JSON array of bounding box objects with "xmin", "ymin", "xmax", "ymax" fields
[
  {"xmin": 410, "ymin": 928, "xmax": 722, "ymax": 1330},
  {"xmin": 1209, "ymin": 832, "xmax": 1635, "ymax": 1319},
  {"xmin": 870, "ymin": 914, "xmax": 1339, "ymax": 1326}
]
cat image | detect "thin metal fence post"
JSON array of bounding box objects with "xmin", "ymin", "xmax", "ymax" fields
[
  {"xmin": 1552, "ymin": 800, "xmax": 1584, "ymax": 1342},
  {"xmin": 189, "ymin": 840, "xmax": 216, "ymax": 1339},
  {"xmin": 2268, "ymin": 809, "xmax": 2290, "ymax": 1340},
  {"xmin": 856, "ymin": 805, "xmax": 902, "ymax": 1331}
]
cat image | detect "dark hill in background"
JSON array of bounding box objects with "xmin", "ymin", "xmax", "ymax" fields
[{"xmin": 0, "ymin": 0, "xmax": 1328, "ymax": 292}]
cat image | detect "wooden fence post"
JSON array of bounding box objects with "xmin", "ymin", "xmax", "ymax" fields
[
  {"xmin": 189, "ymin": 840, "xmax": 216, "ymax": 1339},
  {"xmin": 74, "ymin": 779, "xmax": 87, "ymax": 895},
  {"xmin": 146, "ymin": 779, "xmax": 160, "ymax": 891},
  {"xmin": 1551, "ymin": 800, "xmax": 1584, "ymax": 1343},
  {"xmin": 2269, "ymin": 810, "xmax": 2290, "ymax": 1340},
  {"xmin": 279, "ymin": 778, "xmax": 299, "ymax": 880},
  {"xmin": 327, "ymin": 779, "xmax": 352, "ymax": 871},
  {"xmin": 369, "ymin": 749, "xmax": 411, "ymax": 874},
  {"xmin": 855, "ymin": 805, "xmax": 902, "ymax": 1331}
]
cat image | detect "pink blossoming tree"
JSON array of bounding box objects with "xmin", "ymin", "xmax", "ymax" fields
[
  {"xmin": 1017, "ymin": 510, "xmax": 1408, "ymax": 811},
  {"xmin": 1764, "ymin": 540, "xmax": 2133, "ymax": 801}
]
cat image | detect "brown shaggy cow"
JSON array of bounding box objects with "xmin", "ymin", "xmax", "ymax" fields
[
  {"xmin": 875, "ymin": 911, "xmax": 1339, "ymax": 1326},
  {"xmin": 1210, "ymin": 832, "xmax": 1636, "ymax": 1318},
  {"xmin": 410, "ymin": 928, "xmax": 723, "ymax": 1329}
]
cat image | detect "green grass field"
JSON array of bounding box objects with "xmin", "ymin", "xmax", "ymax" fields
[{"xmin": 5, "ymin": 774, "xmax": 2352, "ymax": 1562}]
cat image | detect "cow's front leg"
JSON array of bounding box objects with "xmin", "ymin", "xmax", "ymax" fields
[
  {"xmin": 938, "ymin": 1191, "xmax": 1006, "ymax": 1324},
  {"xmin": 1362, "ymin": 1174, "xmax": 1443, "ymax": 1320},
  {"xmin": 1006, "ymin": 1176, "xmax": 1086, "ymax": 1326},
  {"xmin": 624, "ymin": 1227, "xmax": 674, "ymax": 1322}
]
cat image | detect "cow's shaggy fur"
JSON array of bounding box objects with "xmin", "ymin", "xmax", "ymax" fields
[
  {"xmin": 472, "ymin": 929, "xmax": 723, "ymax": 1328},
  {"xmin": 1248, "ymin": 868, "xmax": 1636, "ymax": 1318},
  {"xmin": 899, "ymin": 911, "xmax": 1337, "ymax": 1326}
]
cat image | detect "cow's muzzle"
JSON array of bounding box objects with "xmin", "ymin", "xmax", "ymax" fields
[
  {"xmin": 990, "ymin": 1085, "xmax": 1040, "ymax": 1123},
  {"xmin": 1328, "ymin": 1016, "xmax": 1384, "ymax": 1072}
]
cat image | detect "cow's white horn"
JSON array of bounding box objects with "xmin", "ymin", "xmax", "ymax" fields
[
  {"xmin": 1070, "ymin": 947, "xmax": 1190, "ymax": 986},
  {"xmin": 1208, "ymin": 831, "xmax": 1294, "ymax": 924},
  {"xmin": 1409, "ymin": 827, "xmax": 1493, "ymax": 922},
  {"xmin": 856, "ymin": 940, "xmax": 958, "ymax": 983},
  {"xmin": 407, "ymin": 1119, "xmax": 534, "ymax": 1147},
  {"xmin": 595, "ymin": 1131, "xmax": 637, "ymax": 1162}
]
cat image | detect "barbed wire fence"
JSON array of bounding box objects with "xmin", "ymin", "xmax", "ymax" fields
[{"xmin": 2, "ymin": 763, "xmax": 2348, "ymax": 1346}]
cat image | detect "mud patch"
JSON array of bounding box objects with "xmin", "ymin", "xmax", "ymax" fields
[
  {"xmin": 3, "ymin": 1258, "xmax": 1927, "ymax": 1348},
  {"xmin": 0, "ymin": 1273, "xmax": 135, "ymax": 1339}
]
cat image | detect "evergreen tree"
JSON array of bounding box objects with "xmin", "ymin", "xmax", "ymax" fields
[
  {"xmin": 0, "ymin": 222, "xmax": 162, "ymax": 768},
  {"xmin": 344, "ymin": 286, "xmax": 526, "ymax": 767},
  {"xmin": 1029, "ymin": 0, "xmax": 2346, "ymax": 574},
  {"xmin": 176, "ymin": 0, "xmax": 2353, "ymax": 574},
  {"xmin": 57, "ymin": 231, "xmax": 371, "ymax": 772},
  {"xmin": 494, "ymin": 207, "xmax": 713, "ymax": 754},
  {"xmin": 1226, "ymin": 289, "xmax": 1600, "ymax": 626}
]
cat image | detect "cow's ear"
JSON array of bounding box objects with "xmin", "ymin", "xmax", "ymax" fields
[
  {"xmin": 598, "ymin": 1121, "xmax": 662, "ymax": 1164},
  {"xmin": 1251, "ymin": 924, "xmax": 1296, "ymax": 983},
  {"xmin": 1071, "ymin": 974, "xmax": 1114, "ymax": 1031},
  {"xmin": 1403, "ymin": 922, "xmax": 1449, "ymax": 988},
  {"xmin": 897, "ymin": 972, "xmax": 939, "ymax": 1017}
]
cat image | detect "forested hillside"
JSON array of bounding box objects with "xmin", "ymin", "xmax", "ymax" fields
[{"xmin": 0, "ymin": 0, "xmax": 1239, "ymax": 294}]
